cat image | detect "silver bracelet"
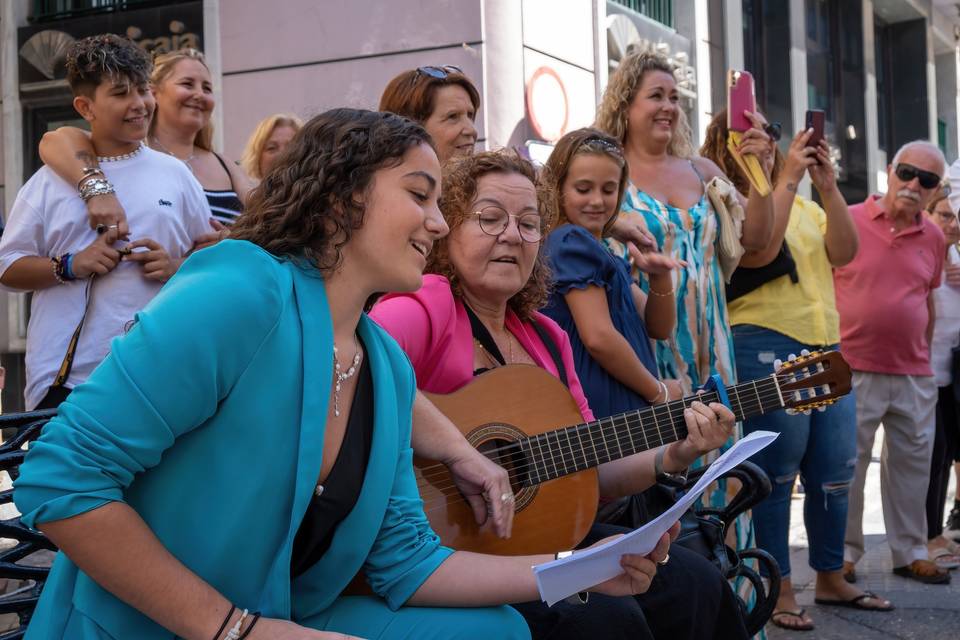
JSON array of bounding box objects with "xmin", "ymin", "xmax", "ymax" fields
[{"xmin": 79, "ymin": 177, "xmax": 115, "ymax": 202}]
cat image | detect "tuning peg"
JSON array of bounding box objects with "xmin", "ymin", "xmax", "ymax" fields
[
  {"xmin": 773, "ymin": 358, "xmax": 783, "ymax": 372},
  {"xmin": 788, "ymin": 353, "xmax": 797, "ymax": 361},
  {"xmin": 817, "ymin": 405, "xmax": 826, "ymax": 412},
  {"xmin": 800, "ymin": 348, "xmax": 811, "ymax": 357}
]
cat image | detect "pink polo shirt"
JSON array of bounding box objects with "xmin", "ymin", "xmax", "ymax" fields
[
  {"xmin": 370, "ymin": 274, "xmax": 595, "ymax": 422},
  {"xmin": 834, "ymin": 195, "xmax": 945, "ymax": 375}
]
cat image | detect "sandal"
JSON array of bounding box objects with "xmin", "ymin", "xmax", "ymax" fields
[
  {"xmin": 892, "ymin": 559, "xmax": 951, "ymax": 584},
  {"xmin": 770, "ymin": 609, "xmax": 815, "ymax": 631},
  {"xmin": 814, "ymin": 590, "xmax": 894, "ymax": 611},
  {"xmin": 930, "ymin": 546, "xmax": 960, "ymax": 570}
]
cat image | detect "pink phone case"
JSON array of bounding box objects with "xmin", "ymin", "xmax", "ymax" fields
[{"xmin": 727, "ymin": 70, "xmax": 757, "ymax": 133}]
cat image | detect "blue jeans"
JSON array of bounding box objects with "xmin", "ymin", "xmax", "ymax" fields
[{"xmin": 732, "ymin": 324, "xmax": 857, "ymax": 577}]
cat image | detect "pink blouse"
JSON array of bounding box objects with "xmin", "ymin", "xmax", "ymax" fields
[{"xmin": 370, "ymin": 275, "xmax": 595, "ymax": 422}]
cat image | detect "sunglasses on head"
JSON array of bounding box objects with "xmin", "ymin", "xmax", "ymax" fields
[
  {"xmin": 894, "ymin": 163, "xmax": 942, "ymax": 190},
  {"xmin": 413, "ymin": 65, "xmax": 464, "ymax": 83},
  {"xmin": 581, "ymin": 136, "xmax": 623, "ymax": 155}
]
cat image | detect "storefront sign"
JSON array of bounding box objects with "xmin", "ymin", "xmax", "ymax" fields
[{"xmin": 18, "ymin": 1, "xmax": 203, "ymax": 85}]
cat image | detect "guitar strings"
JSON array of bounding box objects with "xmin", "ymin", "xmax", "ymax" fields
[
  {"xmin": 413, "ymin": 379, "xmax": 793, "ymax": 498},
  {"xmin": 414, "ymin": 374, "xmax": 789, "ymax": 483},
  {"xmin": 412, "ymin": 363, "xmax": 832, "ymax": 497},
  {"xmin": 413, "ymin": 378, "xmax": 791, "ymax": 494}
]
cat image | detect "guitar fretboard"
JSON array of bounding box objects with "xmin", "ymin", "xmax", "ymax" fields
[{"xmin": 517, "ymin": 375, "xmax": 782, "ymax": 486}]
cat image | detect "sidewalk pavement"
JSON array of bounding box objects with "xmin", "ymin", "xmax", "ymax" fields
[{"xmin": 766, "ymin": 426, "xmax": 960, "ymax": 639}]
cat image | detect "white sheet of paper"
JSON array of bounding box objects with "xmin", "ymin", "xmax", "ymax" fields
[{"xmin": 533, "ymin": 430, "xmax": 779, "ymax": 606}]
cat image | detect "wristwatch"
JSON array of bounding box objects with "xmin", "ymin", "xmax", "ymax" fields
[
  {"xmin": 554, "ymin": 551, "xmax": 590, "ymax": 604},
  {"xmin": 654, "ymin": 445, "xmax": 689, "ymax": 488}
]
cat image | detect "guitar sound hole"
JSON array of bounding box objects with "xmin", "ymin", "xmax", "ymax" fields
[{"xmin": 477, "ymin": 439, "xmax": 528, "ymax": 494}]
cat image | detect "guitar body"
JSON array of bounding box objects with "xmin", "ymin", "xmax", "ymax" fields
[{"xmin": 419, "ymin": 365, "xmax": 599, "ymax": 556}]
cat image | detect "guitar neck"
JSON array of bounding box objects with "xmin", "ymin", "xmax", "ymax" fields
[{"xmin": 518, "ymin": 374, "xmax": 784, "ymax": 486}]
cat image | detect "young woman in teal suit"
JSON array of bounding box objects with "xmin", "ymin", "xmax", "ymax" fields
[{"xmin": 13, "ymin": 109, "xmax": 669, "ymax": 640}]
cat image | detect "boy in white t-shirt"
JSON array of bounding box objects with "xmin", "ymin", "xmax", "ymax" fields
[{"xmin": 0, "ymin": 34, "xmax": 210, "ymax": 410}]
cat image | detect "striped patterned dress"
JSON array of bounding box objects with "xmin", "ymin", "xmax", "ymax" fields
[{"xmin": 606, "ymin": 176, "xmax": 755, "ymax": 556}]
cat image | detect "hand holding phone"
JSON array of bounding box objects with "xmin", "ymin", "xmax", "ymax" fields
[
  {"xmin": 804, "ymin": 110, "xmax": 825, "ymax": 148},
  {"xmin": 727, "ymin": 70, "xmax": 757, "ymax": 133}
]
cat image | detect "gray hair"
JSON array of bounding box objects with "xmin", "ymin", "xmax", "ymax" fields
[{"xmin": 891, "ymin": 140, "xmax": 946, "ymax": 175}]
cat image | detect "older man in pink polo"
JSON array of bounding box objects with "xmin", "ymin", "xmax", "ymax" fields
[{"xmin": 836, "ymin": 140, "xmax": 949, "ymax": 585}]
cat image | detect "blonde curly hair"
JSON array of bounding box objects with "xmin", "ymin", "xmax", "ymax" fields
[{"xmin": 594, "ymin": 51, "xmax": 694, "ymax": 158}]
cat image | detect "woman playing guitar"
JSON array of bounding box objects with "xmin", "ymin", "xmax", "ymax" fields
[{"xmin": 371, "ymin": 149, "xmax": 750, "ymax": 640}]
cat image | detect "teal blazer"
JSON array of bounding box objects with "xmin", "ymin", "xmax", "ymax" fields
[{"xmin": 14, "ymin": 240, "xmax": 453, "ymax": 639}]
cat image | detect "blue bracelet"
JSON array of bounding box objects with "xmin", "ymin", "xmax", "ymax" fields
[{"xmin": 63, "ymin": 253, "xmax": 76, "ymax": 281}]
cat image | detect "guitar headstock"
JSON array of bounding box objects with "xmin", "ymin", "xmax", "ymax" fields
[{"xmin": 775, "ymin": 350, "xmax": 852, "ymax": 412}]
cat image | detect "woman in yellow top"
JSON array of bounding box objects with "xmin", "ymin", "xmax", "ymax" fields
[{"xmin": 700, "ymin": 111, "xmax": 893, "ymax": 632}]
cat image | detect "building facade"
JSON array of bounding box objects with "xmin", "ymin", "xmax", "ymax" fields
[{"xmin": 0, "ymin": 0, "xmax": 958, "ymax": 408}]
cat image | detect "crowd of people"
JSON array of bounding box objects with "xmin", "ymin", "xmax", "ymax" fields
[{"xmin": 0, "ymin": 32, "xmax": 958, "ymax": 639}]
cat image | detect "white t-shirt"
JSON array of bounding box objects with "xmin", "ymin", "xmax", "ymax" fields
[
  {"xmin": 932, "ymin": 244, "xmax": 960, "ymax": 387},
  {"xmin": 0, "ymin": 146, "xmax": 210, "ymax": 409}
]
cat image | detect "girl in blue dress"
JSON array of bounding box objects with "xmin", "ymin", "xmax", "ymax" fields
[{"xmin": 543, "ymin": 128, "xmax": 684, "ymax": 420}]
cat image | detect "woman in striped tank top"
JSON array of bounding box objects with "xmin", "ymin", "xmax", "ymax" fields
[{"xmin": 39, "ymin": 49, "xmax": 252, "ymax": 234}]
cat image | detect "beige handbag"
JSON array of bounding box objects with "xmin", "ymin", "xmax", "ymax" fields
[{"xmin": 705, "ymin": 176, "xmax": 746, "ymax": 283}]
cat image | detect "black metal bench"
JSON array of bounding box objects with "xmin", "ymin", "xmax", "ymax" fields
[{"xmin": 0, "ymin": 410, "xmax": 58, "ymax": 640}]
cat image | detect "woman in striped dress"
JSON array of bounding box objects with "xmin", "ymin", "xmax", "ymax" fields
[{"xmin": 594, "ymin": 51, "xmax": 775, "ymax": 547}]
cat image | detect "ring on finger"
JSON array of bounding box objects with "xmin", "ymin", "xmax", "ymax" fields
[
  {"xmin": 657, "ymin": 553, "xmax": 670, "ymax": 566},
  {"xmin": 500, "ymin": 492, "xmax": 514, "ymax": 503}
]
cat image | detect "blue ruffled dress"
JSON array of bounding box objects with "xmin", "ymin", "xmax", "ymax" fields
[{"xmin": 542, "ymin": 224, "xmax": 658, "ymax": 419}]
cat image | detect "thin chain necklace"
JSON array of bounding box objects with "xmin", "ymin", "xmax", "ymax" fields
[
  {"xmin": 97, "ymin": 141, "xmax": 144, "ymax": 163},
  {"xmin": 150, "ymin": 136, "xmax": 197, "ymax": 172},
  {"xmin": 332, "ymin": 334, "xmax": 362, "ymax": 418},
  {"xmin": 474, "ymin": 330, "xmax": 515, "ymax": 366}
]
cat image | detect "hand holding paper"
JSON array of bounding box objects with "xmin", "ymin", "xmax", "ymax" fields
[{"xmin": 533, "ymin": 430, "xmax": 779, "ymax": 606}]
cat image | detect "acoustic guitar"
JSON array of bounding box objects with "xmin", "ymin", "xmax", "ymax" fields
[{"xmin": 414, "ymin": 350, "xmax": 851, "ymax": 555}]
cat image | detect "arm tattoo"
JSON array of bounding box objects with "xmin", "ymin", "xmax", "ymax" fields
[
  {"xmin": 75, "ymin": 150, "xmax": 97, "ymax": 167},
  {"xmin": 786, "ymin": 182, "xmax": 797, "ymax": 192}
]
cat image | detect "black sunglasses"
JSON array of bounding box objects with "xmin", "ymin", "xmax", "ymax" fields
[
  {"xmin": 763, "ymin": 122, "xmax": 782, "ymax": 142},
  {"xmin": 894, "ymin": 163, "xmax": 942, "ymax": 190},
  {"xmin": 413, "ymin": 65, "xmax": 464, "ymax": 83}
]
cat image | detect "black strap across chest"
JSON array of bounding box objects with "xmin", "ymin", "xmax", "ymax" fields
[{"xmin": 463, "ymin": 303, "xmax": 568, "ymax": 388}]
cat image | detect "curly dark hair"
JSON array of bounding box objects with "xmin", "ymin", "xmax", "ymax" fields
[
  {"xmin": 229, "ymin": 108, "xmax": 434, "ymax": 271},
  {"xmin": 66, "ymin": 34, "xmax": 152, "ymax": 97},
  {"xmin": 426, "ymin": 149, "xmax": 557, "ymax": 319},
  {"xmin": 544, "ymin": 128, "xmax": 627, "ymax": 237}
]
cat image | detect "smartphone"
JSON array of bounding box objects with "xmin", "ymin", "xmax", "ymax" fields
[
  {"xmin": 727, "ymin": 70, "xmax": 757, "ymax": 133},
  {"xmin": 805, "ymin": 109, "xmax": 825, "ymax": 147}
]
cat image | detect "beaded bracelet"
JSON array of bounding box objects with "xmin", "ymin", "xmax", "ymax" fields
[{"xmin": 51, "ymin": 255, "xmax": 65, "ymax": 285}]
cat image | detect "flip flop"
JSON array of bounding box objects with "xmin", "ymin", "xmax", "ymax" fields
[
  {"xmin": 814, "ymin": 591, "xmax": 894, "ymax": 611},
  {"xmin": 770, "ymin": 609, "xmax": 815, "ymax": 631},
  {"xmin": 930, "ymin": 546, "xmax": 960, "ymax": 570}
]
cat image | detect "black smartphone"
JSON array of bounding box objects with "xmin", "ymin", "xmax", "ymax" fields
[{"xmin": 805, "ymin": 109, "xmax": 825, "ymax": 147}]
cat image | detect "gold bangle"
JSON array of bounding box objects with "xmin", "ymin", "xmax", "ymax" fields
[{"xmin": 648, "ymin": 287, "xmax": 674, "ymax": 297}]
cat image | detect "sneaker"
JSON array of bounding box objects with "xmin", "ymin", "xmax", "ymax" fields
[{"xmin": 946, "ymin": 504, "xmax": 960, "ymax": 541}]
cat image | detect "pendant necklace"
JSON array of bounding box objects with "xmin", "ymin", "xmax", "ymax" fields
[
  {"xmin": 332, "ymin": 334, "xmax": 362, "ymax": 418},
  {"xmin": 150, "ymin": 136, "xmax": 197, "ymax": 172}
]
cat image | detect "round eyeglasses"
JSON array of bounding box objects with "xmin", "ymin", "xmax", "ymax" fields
[{"xmin": 473, "ymin": 206, "xmax": 543, "ymax": 243}]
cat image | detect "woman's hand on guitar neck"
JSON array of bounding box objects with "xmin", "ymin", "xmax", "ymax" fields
[
  {"xmin": 586, "ymin": 522, "xmax": 679, "ymax": 597},
  {"xmin": 668, "ymin": 399, "xmax": 736, "ymax": 469}
]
